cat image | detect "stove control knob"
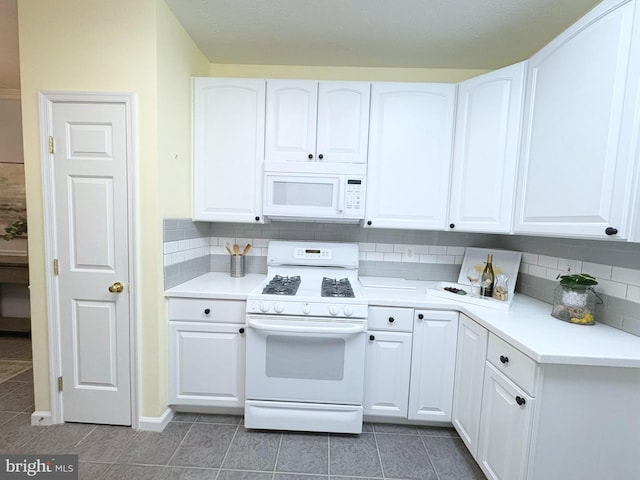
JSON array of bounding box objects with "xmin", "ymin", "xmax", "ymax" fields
[
  {"xmin": 302, "ymin": 304, "xmax": 311, "ymax": 315},
  {"xmin": 329, "ymin": 305, "xmax": 339, "ymax": 316},
  {"xmin": 344, "ymin": 305, "xmax": 354, "ymax": 317},
  {"xmin": 274, "ymin": 302, "xmax": 285, "ymax": 313},
  {"xmin": 259, "ymin": 302, "xmax": 270, "ymax": 313}
]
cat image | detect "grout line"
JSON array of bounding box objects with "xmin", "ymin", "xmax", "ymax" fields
[
  {"xmin": 272, "ymin": 432, "xmax": 284, "ymax": 480},
  {"xmin": 418, "ymin": 434, "xmax": 442, "ymax": 480},
  {"xmin": 214, "ymin": 419, "xmax": 243, "ymax": 479},
  {"xmin": 327, "ymin": 433, "xmax": 331, "ymax": 478},
  {"xmin": 371, "ymin": 431, "xmax": 386, "ymax": 479},
  {"xmin": 165, "ymin": 416, "xmax": 199, "ymax": 468}
]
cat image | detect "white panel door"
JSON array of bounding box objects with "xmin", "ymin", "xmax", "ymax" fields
[
  {"xmin": 452, "ymin": 314, "xmax": 488, "ymax": 459},
  {"xmin": 265, "ymin": 80, "xmax": 318, "ymax": 162},
  {"xmin": 193, "ymin": 78, "xmax": 265, "ymax": 223},
  {"xmin": 363, "ymin": 331, "xmax": 412, "ymax": 418},
  {"xmin": 408, "ymin": 310, "xmax": 458, "ymax": 422},
  {"xmin": 478, "ymin": 363, "xmax": 534, "ymax": 480},
  {"xmin": 52, "ymin": 101, "xmax": 131, "ymax": 425},
  {"xmin": 515, "ymin": 0, "xmax": 638, "ymax": 238},
  {"xmin": 365, "ymin": 82, "xmax": 456, "ymax": 230},
  {"xmin": 169, "ymin": 322, "xmax": 245, "ymax": 407},
  {"xmin": 316, "ymin": 81, "xmax": 370, "ymax": 164},
  {"xmin": 449, "ymin": 62, "xmax": 526, "ymax": 233}
]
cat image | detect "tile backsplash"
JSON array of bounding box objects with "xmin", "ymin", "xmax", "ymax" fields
[{"xmin": 164, "ymin": 219, "xmax": 640, "ymax": 336}]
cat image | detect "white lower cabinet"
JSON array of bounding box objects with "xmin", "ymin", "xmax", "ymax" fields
[
  {"xmin": 408, "ymin": 310, "xmax": 459, "ymax": 422},
  {"xmin": 477, "ymin": 362, "xmax": 534, "ymax": 480},
  {"xmin": 451, "ymin": 314, "xmax": 488, "ymax": 458},
  {"xmin": 453, "ymin": 317, "xmax": 640, "ymax": 480},
  {"xmin": 168, "ymin": 298, "xmax": 246, "ymax": 407},
  {"xmin": 364, "ymin": 307, "xmax": 413, "ymax": 418},
  {"xmin": 364, "ymin": 330, "xmax": 412, "ymax": 418}
]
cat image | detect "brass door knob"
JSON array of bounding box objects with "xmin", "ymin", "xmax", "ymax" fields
[{"xmin": 108, "ymin": 282, "xmax": 124, "ymax": 293}]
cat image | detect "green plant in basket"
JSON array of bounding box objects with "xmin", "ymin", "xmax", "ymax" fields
[
  {"xmin": 552, "ymin": 273, "xmax": 600, "ymax": 325},
  {"xmin": 556, "ymin": 273, "xmax": 598, "ymax": 291}
]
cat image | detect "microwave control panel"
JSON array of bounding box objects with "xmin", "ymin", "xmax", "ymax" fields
[{"xmin": 345, "ymin": 178, "xmax": 364, "ymax": 213}]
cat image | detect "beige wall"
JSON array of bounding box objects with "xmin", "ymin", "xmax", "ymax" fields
[
  {"xmin": 155, "ymin": 0, "xmax": 209, "ymax": 413},
  {"xmin": 210, "ymin": 63, "xmax": 488, "ymax": 82},
  {"xmin": 18, "ymin": 0, "xmax": 207, "ymax": 420}
]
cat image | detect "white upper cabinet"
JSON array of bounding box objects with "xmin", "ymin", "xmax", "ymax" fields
[
  {"xmin": 514, "ymin": 0, "xmax": 640, "ymax": 239},
  {"xmin": 365, "ymin": 82, "xmax": 457, "ymax": 230},
  {"xmin": 192, "ymin": 78, "xmax": 266, "ymax": 223},
  {"xmin": 449, "ymin": 62, "xmax": 526, "ymax": 233},
  {"xmin": 265, "ymin": 80, "xmax": 371, "ymax": 164}
]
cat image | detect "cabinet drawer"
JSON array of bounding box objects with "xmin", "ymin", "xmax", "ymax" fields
[
  {"xmin": 168, "ymin": 298, "xmax": 245, "ymax": 323},
  {"xmin": 368, "ymin": 307, "xmax": 414, "ymax": 332},
  {"xmin": 487, "ymin": 334, "xmax": 538, "ymax": 396}
]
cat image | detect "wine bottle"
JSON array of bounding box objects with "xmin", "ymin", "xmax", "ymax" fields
[{"xmin": 481, "ymin": 254, "xmax": 495, "ymax": 297}]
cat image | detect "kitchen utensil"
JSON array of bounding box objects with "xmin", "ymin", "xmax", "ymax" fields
[
  {"xmin": 233, "ymin": 244, "xmax": 240, "ymax": 255},
  {"xmin": 225, "ymin": 245, "xmax": 233, "ymax": 255},
  {"xmin": 242, "ymin": 244, "xmax": 252, "ymax": 256}
]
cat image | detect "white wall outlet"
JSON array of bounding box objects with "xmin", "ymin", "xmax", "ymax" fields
[{"xmin": 404, "ymin": 245, "xmax": 415, "ymax": 259}]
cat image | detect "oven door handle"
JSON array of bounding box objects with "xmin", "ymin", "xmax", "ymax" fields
[{"xmin": 248, "ymin": 319, "xmax": 365, "ymax": 334}]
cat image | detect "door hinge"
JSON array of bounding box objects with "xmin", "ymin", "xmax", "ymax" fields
[
  {"xmin": 53, "ymin": 259, "xmax": 59, "ymax": 276},
  {"xmin": 57, "ymin": 376, "xmax": 63, "ymax": 392},
  {"xmin": 49, "ymin": 136, "xmax": 55, "ymax": 154}
]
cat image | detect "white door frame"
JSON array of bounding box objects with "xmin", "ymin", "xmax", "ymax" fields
[{"xmin": 38, "ymin": 91, "xmax": 140, "ymax": 427}]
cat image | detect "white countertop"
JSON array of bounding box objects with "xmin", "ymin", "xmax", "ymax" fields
[
  {"xmin": 165, "ymin": 272, "xmax": 266, "ymax": 300},
  {"xmin": 166, "ymin": 273, "xmax": 640, "ymax": 368}
]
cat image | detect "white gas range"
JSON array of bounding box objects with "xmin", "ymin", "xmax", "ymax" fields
[{"xmin": 244, "ymin": 241, "xmax": 368, "ymax": 434}]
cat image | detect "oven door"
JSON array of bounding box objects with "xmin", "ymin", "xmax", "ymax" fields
[{"xmin": 246, "ymin": 316, "xmax": 366, "ymax": 404}]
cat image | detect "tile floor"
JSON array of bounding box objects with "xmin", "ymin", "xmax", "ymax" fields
[{"xmin": 0, "ymin": 335, "xmax": 486, "ymax": 480}]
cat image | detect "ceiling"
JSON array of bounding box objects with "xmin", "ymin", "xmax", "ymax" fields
[
  {"xmin": 164, "ymin": 0, "xmax": 602, "ymax": 70},
  {"xmin": 0, "ymin": 0, "xmax": 604, "ymax": 91}
]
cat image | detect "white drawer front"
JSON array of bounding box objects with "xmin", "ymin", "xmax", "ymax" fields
[
  {"xmin": 368, "ymin": 307, "xmax": 414, "ymax": 332},
  {"xmin": 168, "ymin": 298, "xmax": 245, "ymax": 323},
  {"xmin": 487, "ymin": 334, "xmax": 538, "ymax": 396}
]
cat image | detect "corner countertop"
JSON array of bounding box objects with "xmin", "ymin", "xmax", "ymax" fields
[
  {"xmin": 165, "ymin": 273, "xmax": 640, "ymax": 368},
  {"xmin": 360, "ymin": 276, "xmax": 640, "ymax": 369}
]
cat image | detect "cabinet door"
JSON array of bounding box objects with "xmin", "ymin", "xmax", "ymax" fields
[
  {"xmin": 265, "ymin": 80, "xmax": 318, "ymax": 162},
  {"xmin": 449, "ymin": 62, "xmax": 526, "ymax": 233},
  {"xmin": 316, "ymin": 81, "xmax": 371, "ymax": 163},
  {"xmin": 408, "ymin": 310, "xmax": 458, "ymax": 422},
  {"xmin": 478, "ymin": 363, "xmax": 534, "ymax": 480},
  {"xmin": 515, "ymin": 0, "xmax": 638, "ymax": 239},
  {"xmin": 363, "ymin": 330, "xmax": 412, "ymax": 418},
  {"xmin": 169, "ymin": 322, "xmax": 245, "ymax": 407},
  {"xmin": 366, "ymin": 82, "xmax": 456, "ymax": 230},
  {"xmin": 452, "ymin": 314, "xmax": 488, "ymax": 459},
  {"xmin": 193, "ymin": 78, "xmax": 265, "ymax": 223}
]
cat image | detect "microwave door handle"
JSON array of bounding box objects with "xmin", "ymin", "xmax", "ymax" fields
[
  {"xmin": 248, "ymin": 318, "xmax": 365, "ymax": 334},
  {"xmin": 337, "ymin": 178, "xmax": 344, "ymax": 214}
]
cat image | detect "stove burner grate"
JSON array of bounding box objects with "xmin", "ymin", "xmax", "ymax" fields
[
  {"xmin": 262, "ymin": 275, "xmax": 301, "ymax": 296},
  {"xmin": 321, "ymin": 277, "xmax": 355, "ymax": 298}
]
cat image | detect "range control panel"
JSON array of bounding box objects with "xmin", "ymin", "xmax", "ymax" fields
[{"xmin": 293, "ymin": 248, "xmax": 333, "ymax": 260}]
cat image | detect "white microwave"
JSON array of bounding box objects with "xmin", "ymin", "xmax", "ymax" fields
[{"xmin": 263, "ymin": 172, "xmax": 366, "ymax": 222}]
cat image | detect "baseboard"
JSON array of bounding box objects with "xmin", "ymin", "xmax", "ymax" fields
[
  {"xmin": 138, "ymin": 407, "xmax": 173, "ymax": 432},
  {"xmin": 31, "ymin": 411, "xmax": 53, "ymax": 426}
]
